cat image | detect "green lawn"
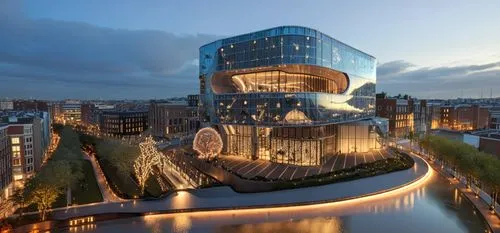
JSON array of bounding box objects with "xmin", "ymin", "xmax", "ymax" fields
[
  {"xmin": 42, "ymin": 126, "xmax": 103, "ymax": 206},
  {"xmin": 40, "ymin": 161, "xmax": 102, "ymax": 209},
  {"xmin": 96, "ymin": 153, "xmax": 163, "ymax": 198},
  {"xmin": 18, "ymin": 127, "xmax": 103, "ymax": 214},
  {"xmin": 51, "ymin": 127, "xmax": 103, "ymax": 206},
  {"xmin": 71, "ymin": 160, "xmax": 103, "ymax": 205},
  {"xmin": 80, "ymin": 134, "xmax": 164, "ymax": 198}
]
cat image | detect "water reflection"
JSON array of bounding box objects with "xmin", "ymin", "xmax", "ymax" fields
[
  {"xmin": 60, "ymin": 172, "xmax": 489, "ymax": 233},
  {"xmin": 216, "ymin": 217, "xmax": 345, "ymax": 233}
]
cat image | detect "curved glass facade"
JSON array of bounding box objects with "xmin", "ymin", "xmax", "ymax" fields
[
  {"xmin": 199, "ymin": 26, "xmax": 377, "ymax": 166},
  {"xmin": 211, "ymin": 65, "xmax": 349, "ymax": 94}
]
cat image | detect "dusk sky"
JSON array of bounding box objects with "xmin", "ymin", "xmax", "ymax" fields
[{"xmin": 1, "ymin": 0, "xmax": 499, "ymax": 100}]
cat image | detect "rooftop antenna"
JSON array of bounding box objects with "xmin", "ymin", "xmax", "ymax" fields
[{"xmin": 490, "ymin": 88, "xmax": 493, "ymax": 99}]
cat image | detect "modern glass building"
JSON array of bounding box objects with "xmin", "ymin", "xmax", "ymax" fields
[{"xmin": 199, "ymin": 26, "xmax": 378, "ymax": 166}]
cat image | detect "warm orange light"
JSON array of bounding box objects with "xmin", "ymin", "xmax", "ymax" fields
[{"xmin": 144, "ymin": 155, "xmax": 434, "ymax": 219}]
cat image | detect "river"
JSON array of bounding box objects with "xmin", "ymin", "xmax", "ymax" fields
[{"xmin": 60, "ymin": 167, "xmax": 490, "ymax": 233}]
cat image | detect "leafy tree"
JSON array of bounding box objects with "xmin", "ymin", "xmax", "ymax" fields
[
  {"xmin": 24, "ymin": 161, "xmax": 80, "ymax": 221},
  {"xmin": 24, "ymin": 176, "xmax": 61, "ymax": 221},
  {"xmin": 10, "ymin": 189, "xmax": 28, "ymax": 217},
  {"xmin": 407, "ymin": 131, "xmax": 416, "ymax": 151},
  {"xmin": 96, "ymin": 139, "xmax": 139, "ymax": 176},
  {"xmin": 134, "ymin": 136, "xmax": 161, "ymax": 195},
  {"xmin": 478, "ymin": 157, "xmax": 500, "ymax": 210},
  {"xmin": 422, "ymin": 135, "xmax": 500, "ymax": 209}
]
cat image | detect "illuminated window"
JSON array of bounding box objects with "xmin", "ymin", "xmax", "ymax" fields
[
  {"xmin": 12, "ymin": 146, "xmax": 20, "ymax": 152},
  {"xmin": 13, "ymin": 158, "xmax": 21, "ymax": 166},
  {"xmin": 11, "ymin": 137, "xmax": 20, "ymax": 144}
]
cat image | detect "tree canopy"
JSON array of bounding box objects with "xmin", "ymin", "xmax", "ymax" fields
[{"xmin": 420, "ymin": 135, "xmax": 500, "ymax": 208}]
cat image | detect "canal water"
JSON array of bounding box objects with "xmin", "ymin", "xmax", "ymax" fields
[{"xmin": 61, "ymin": 170, "xmax": 490, "ymax": 233}]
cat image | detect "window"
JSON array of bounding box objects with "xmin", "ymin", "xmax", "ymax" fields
[
  {"xmin": 13, "ymin": 159, "xmax": 21, "ymax": 166},
  {"xmin": 12, "ymin": 145, "xmax": 20, "ymax": 152},
  {"xmin": 11, "ymin": 137, "xmax": 20, "ymax": 144}
]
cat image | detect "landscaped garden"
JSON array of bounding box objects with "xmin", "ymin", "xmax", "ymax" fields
[
  {"xmin": 78, "ymin": 133, "xmax": 163, "ymax": 199},
  {"xmin": 13, "ymin": 124, "xmax": 102, "ymax": 221}
]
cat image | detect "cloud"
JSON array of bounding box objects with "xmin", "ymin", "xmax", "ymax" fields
[
  {"xmin": 0, "ymin": 3, "xmax": 218, "ymax": 99},
  {"xmin": 377, "ymin": 60, "xmax": 500, "ymax": 98},
  {"xmin": 377, "ymin": 60, "xmax": 414, "ymax": 77}
]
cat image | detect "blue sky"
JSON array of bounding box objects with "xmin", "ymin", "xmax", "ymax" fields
[{"xmin": 1, "ymin": 0, "xmax": 500, "ymax": 99}]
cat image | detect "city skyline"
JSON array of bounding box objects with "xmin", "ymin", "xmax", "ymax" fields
[
  {"xmin": 0, "ymin": 3, "xmax": 499, "ymax": 231},
  {"xmin": 1, "ymin": 1, "xmax": 500, "ymax": 99}
]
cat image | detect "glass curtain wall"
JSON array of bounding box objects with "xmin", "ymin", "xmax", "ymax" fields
[
  {"xmin": 223, "ymin": 125, "xmax": 339, "ymax": 166},
  {"xmin": 212, "ymin": 70, "xmax": 348, "ymax": 94},
  {"xmin": 337, "ymin": 124, "xmax": 378, "ymax": 153}
]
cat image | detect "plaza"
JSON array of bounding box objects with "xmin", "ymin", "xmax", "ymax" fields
[{"xmin": 217, "ymin": 148, "xmax": 395, "ymax": 180}]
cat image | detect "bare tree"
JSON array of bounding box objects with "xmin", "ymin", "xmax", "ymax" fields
[
  {"xmin": 133, "ymin": 136, "xmax": 161, "ymax": 195},
  {"xmin": 193, "ymin": 127, "xmax": 223, "ymax": 160}
]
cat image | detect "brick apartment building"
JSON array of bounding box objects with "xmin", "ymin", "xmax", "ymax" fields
[
  {"xmin": 376, "ymin": 95, "xmax": 419, "ymax": 138},
  {"xmin": 0, "ymin": 124, "xmax": 12, "ymax": 203},
  {"xmin": 99, "ymin": 110, "xmax": 149, "ymax": 138},
  {"xmin": 149, "ymin": 100, "xmax": 199, "ymax": 139},
  {"xmin": 440, "ymin": 104, "xmax": 489, "ymax": 131}
]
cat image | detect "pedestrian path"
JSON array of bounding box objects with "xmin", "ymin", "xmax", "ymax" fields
[
  {"xmin": 49, "ymin": 153, "xmax": 429, "ymax": 220},
  {"xmin": 418, "ymin": 152, "xmax": 500, "ymax": 233},
  {"xmin": 82, "ymin": 151, "xmax": 123, "ymax": 202},
  {"xmin": 218, "ymin": 148, "xmax": 394, "ymax": 181}
]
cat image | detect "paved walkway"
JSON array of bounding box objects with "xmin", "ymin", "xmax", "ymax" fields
[
  {"xmin": 423, "ymin": 156, "xmax": 500, "ymax": 233},
  {"xmin": 219, "ymin": 148, "xmax": 394, "ymax": 181},
  {"xmin": 161, "ymin": 166, "xmax": 194, "ymax": 190},
  {"xmin": 456, "ymin": 181, "xmax": 500, "ymax": 232},
  {"xmin": 82, "ymin": 151, "xmax": 123, "ymax": 203},
  {"xmin": 47, "ymin": 153, "xmax": 428, "ymax": 220},
  {"xmin": 398, "ymin": 141, "xmax": 499, "ymax": 233}
]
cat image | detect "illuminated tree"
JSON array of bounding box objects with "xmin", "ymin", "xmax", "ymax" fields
[
  {"xmin": 134, "ymin": 136, "xmax": 161, "ymax": 195},
  {"xmin": 193, "ymin": 127, "xmax": 223, "ymax": 160},
  {"xmin": 23, "ymin": 160, "xmax": 77, "ymax": 221},
  {"xmin": 24, "ymin": 176, "xmax": 61, "ymax": 221}
]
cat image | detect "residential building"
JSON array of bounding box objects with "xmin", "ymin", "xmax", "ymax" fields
[
  {"xmin": 200, "ymin": 26, "xmax": 378, "ymax": 165},
  {"xmin": 1, "ymin": 112, "xmax": 51, "ymax": 184},
  {"xmin": 62, "ymin": 100, "xmax": 81, "ymax": 123},
  {"xmin": 6, "ymin": 119, "xmax": 36, "ymax": 183},
  {"xmin": 99, "ymin": 110, "xmax": 148, "ymax": 138},
  {"xmin": 0, "ymin": 124, "xmax": 12, "ymax": 203},
  {"xmin": 80, "ymin": 103, "xmax": 94, "ymax": 125},
  {"xmin": 0, "ymin": 101, "xmax": 13, "ymax": 111},
  {"xmin": 428, "ymin": 103, "xmax": 442, "ymax": 130},
  {"xmin": 149, "ymin": 100, "xmax": 199, "ymax": 139},
  {"xmin": 440, "ymin": 104, "xmax": 489, "ymax": 131},
  {"xmin": 413, "ymin": 100, "xmax": 428, "ymax": 135},
  {"xmin": 13, "ymin": 100, "xmax": 48, "ymax": 112},
  {"xmin": 376, "ymin": 95, "xmax": 414, "ymax": 138},
  {"xmin": 48, "ymin": 102, "xmax": 62, "ymax": 122},
  {"xmin": 489, "ymin": 107, "xmax": 500, "ymax": 130}
]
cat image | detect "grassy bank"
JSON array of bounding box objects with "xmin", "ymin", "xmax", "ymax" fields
[{"xmin": 79, "ymin": 133, "xmax": 162, "ymax": 198}]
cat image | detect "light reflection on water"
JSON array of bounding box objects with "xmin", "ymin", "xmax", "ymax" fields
[{"xmin": 61, "ymin": 173, "xmax": 490, "ymax": 233}]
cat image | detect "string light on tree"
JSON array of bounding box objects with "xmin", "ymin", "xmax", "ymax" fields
[
  {"xmin": 193, "ymin": 127, "xmax": 223, "ymax": 161},
  {"xmin": 134, "ymin": 136, "xmax": 161, "ymax": 195}
]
